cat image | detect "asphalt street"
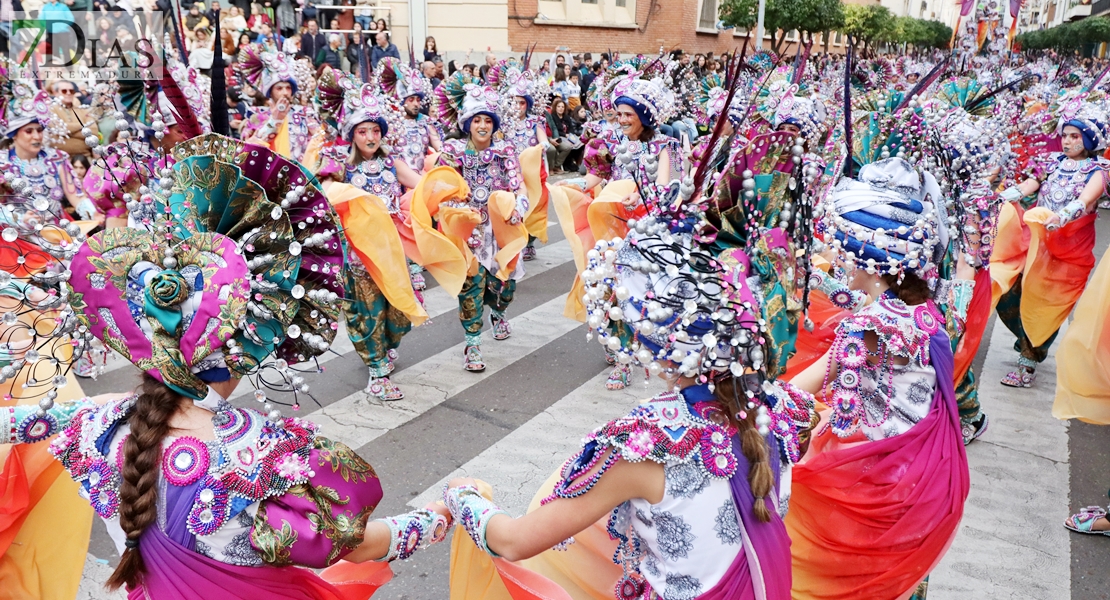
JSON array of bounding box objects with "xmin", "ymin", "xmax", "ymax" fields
[{"xmin": 71, "ymin": 204, "xmax": 1110, "ymax": 600}]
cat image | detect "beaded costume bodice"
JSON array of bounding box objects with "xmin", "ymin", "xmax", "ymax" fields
[
  {"xmin": 397, "ymin": 116, "xmax": 433, "ymax": 172},
  {"xmin": 347, "ymin": 156, "xmax": 403, "ymax": 214},
  {"xmin": 1034, "ymin": 153, "xmax": 1109, "ymax": 213},
  {"xmin": 0, "ymin": 148, "xmax": 69, "ymax": 217}
]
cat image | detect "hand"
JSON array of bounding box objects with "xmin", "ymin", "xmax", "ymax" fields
[
  {"xmin": 425, "ymin": 502, "xmax": 452, "ymax": 525},
  {"xmin": 447, "ymin": 477, "xmax": 479, "ymax": 490},
  {"xmin": 1043, "ymin": 213, "xmax": 1062, "ymax": 231},
  {"xmin": 509, "ymin": 210, "xmax": 523, "ymax": 225},
  {"xmin": 620, "ymin": 193, "xmax": 641, "ymax": 209}
]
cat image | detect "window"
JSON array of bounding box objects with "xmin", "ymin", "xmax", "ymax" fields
[
  {"xmin": 698, "ymin": 0, "xmax": 718, "ymax": 31},
  {"xmin": 616, "ymin": 0, "xmax": 625, "ymax": 6},
  {"xmin": 582, "ymin": 0, "xmax": 597, "ymax": 3},
  {"xmin": 833, "ymin": 31, "xmax": 843, "ymax": 45}
]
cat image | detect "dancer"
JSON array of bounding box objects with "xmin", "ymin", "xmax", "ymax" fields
[
  {"xmin": 378, "ymin": 57, "xmax": 441, "ymax": 173},
  {"xmin": 0, "ymin": 134, "xmax": 451, "ymax": 599},
  {"xmin": 490, "ymin": 58, "xmax": 550, "ymax": 262},
  {"xmin": 432, "ymin": 74, "xmax": 531, "ymax": 373},
  {"xmin": 992, "ymin": 94, "xmax": 1108, "ymax": 388},
  {"xmin": 238, "ymin": 44, "xmax": 321, "ymax": 160},
  {"xmin": 314, "ymin": 67, "xmax": 427, "ymax": 401},
  {"xmin": 445, "ymin": 179, "xmax": 813, "ymax": 600},
  {"xmin": 786, "ymin": 147, "xmax": 971, "ymax": 598}
]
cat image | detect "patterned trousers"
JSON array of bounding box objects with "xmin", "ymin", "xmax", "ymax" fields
[
  {"xmin": 343, "ymin": 271, "xmax": 412, "ymax": 377},
  {"xmin": 458, "ymin": 266, "xmax": 516, "ymax": 346},
  {"xmin": 996, "ymin": 274, "xmax": 1059, "ymax": 365}
]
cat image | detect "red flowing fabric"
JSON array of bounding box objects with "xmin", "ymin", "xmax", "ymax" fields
[
  {"xmin": 785, "ymin": 293, "xmax": 850, "ymax": 376},
  {"xmin": 787, "ymin": 336, "xmax": 969, "ymax": 600},
  {"xmin": 954, "ymin": 268, "xmax": 992, "ymax": 382},
  {"xmin": 129, "ymin": 525, "xmax": 393, "ymax": 600}
]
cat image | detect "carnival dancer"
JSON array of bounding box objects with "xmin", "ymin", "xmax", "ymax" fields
[
  {"xmin": 991, "ymin": 94, "xmax": 1109, "ymax": 388},
  {"xmin": 786, "ymin": 152, "xmax": 971, "ymax": 598},
  {"xmin": 238, "ymin": 44, "xmax": 321, "ymax": 160},
  {"xmin": 573, "ymin": 64, "xmax": 683, "ymax": 391},
  {"xmin": 313, "ymin": 66, "xmax": 427, "ymax": 401},
  {"xmin": 378, "ymin": 58, "xmax": 441, "ymax": 174},
  {"xmin": 431, "ymin": 74, "xmax": 531, "ymax": 373},
  {"xmin": 0, "ymin": 134, "xmax": 452, "ymax": 599},
  {"xmin": 444, "ymin": 175, "xmax": 814, "ymax": 600},
  {"xmin": 0, "ymin": 78, "xmax": 97, "ymax": 226},
  {"xmin": 489, "ymin": 59, "xmax": 551, "ymax": 262}
]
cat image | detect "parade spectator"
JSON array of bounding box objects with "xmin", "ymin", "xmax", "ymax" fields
[
  {"xmin": 424, "ymin": 36, "xmax": 439, "ymax": 62},
  {"xmin": 370, "ymin": 31, "xmax": 399, "ymax": 69},
  {"xmin": 50, "ymin": 79, "xmax": 98, "ymax": 157},
  {"xmin": 298, "ymin": 19, "xmax": 326, "ymax": 61},
  {"xmin": 315, "ymin": 33, "xmax": 343, "ymax": 70}
]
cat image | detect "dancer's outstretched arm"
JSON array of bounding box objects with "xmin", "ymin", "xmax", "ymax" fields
[{"xmin": 445, "ymin": 447, "xmax": 664, "ymax": 562}]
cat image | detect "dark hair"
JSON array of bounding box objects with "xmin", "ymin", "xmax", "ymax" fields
[
  {"xmin": 554, "ymin": 67, "xmax": 566, "ymax": 83},
  {"xmin": 105, "ymin": 374, "xmax": 184, "ymax": 590},
  {"xmin": 551, "ymin": 97, "xmax": 567, "ymax": 115},
  {"xmin": 425, "ymin": 35, "xmax": 436, "ymax": 52},
  {"xmin": 70, "ymin": 154, "xmax": 91, "ymax": 169},
  {"xmin": 584, "ymin": 52, "xmax": 592, "ymax": 60},
  {"xmin": 881, "ymin": 271, "xmax": 932, "ymax": 306},
  {"xmin": 713, "ymin": 376, "xmax": 775, "ymax": 523}
]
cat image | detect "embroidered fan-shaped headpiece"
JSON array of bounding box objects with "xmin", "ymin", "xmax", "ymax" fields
[{"xmin": 70, "ymin": 134, "xmax": 345, "ymax": 411}]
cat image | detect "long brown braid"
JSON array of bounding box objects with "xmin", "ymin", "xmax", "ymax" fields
[
  {"xmin": 105, "ymin": 373, "xmax": 184, "ymax": 591},
  {"xmin": 714, "ymin": 375, "xmax": 775, "ymax": 523}
]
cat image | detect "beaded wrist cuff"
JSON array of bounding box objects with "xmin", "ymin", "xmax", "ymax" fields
[
  {"xmin": 1057, "ymin": 200, "xmax": 1087, "ymax": 228},
  {"xmin": 374, "ymin": 508, "xmax": 451, "ymax": 562},
  {"xmin": 443, "ymin": 484, "xmax": 508, "ymax": 557}
]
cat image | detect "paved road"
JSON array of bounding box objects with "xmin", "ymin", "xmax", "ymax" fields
[{"xmin": 72, "ymin": 207, "xmax": 1110, "ymax": 600}]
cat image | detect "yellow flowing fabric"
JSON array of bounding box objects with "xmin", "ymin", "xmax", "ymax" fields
[
  {"xmin": 489, "ymin": 191, "xmax": 529, "ymax": 281},
  {"xmin": 1053, "ymin": 246, "xmax": 1110, "ymax": 424},
  {"xmin": 448, "ymin": 480, "xmax": 575, "ymax": 600},
  {"xmin": 587, "ymin": 180, "xmax": 637, "ymax": 244},
  {"xmin": 325, "ymin": 183, "xmax": 428, "ymax": 326},
  {"xmin": 0, "ymin": 331, "xmax": 91, "ymax": 600},
  {"xmin": 990, "ymin": 203, "xmax": 1098, "ymax": 346},
  {"xmin": 550, "ymin": 185, "xmax": 594, "ymax": 322},
  {"xmin": 411, "ymin": 167, "xmax": 478, "ymax": 296},
  {"xmin": 273, "ymin": 116, "xmax": 293, "ymax": 159},
  {"xmin": 519, "ymin": 146, "xmax": 549, "ymax": 243}
]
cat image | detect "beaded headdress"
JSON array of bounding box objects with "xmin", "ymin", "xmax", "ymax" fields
[
  {"xmin": 237, "ymin": 44, "xmax": 298, "ymax": 97},
  {"xmin": 432, "ymin": 73, "xmax": 501, "ymax": 133},
  {"xmin": 378, "ymin": 57, "xmax": 432, "ymax": 103},
  {"xmin": 2, "ymin": 77, "xmax": 55, "ymax": 137},
  {"xmin": 315, "ymin": 66, "xmax": 402, "ymax": 142},
  {"xmin": 609, "ymin": 75, "xmax": 676, "ymax": 129}
]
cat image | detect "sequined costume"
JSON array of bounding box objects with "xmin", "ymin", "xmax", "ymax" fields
[
  {"xmin": 437, "ymin": 138, "xmax": 528, "ymax": 347},
  {"xmin": 0, "ymin": 148, "xmax": 75, "ymax": 220},
  {"xmin": 241, "ymin": 105, "xmax": 320, "ymax": 161},
  {"xmin": 397, "ymin": 115, "xmax": 437, "ymax": 172}
]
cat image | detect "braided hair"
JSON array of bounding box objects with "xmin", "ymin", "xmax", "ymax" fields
[
  {"xmin": 105, "ymin": 373, "xmax": 185, "ymax": 590},
  {"xmin": 713, "ymin": 375, "xmax": 775, "ymax": 523}
]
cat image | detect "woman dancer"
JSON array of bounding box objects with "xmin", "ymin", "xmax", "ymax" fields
[
  {"xmin": 992, "ymin": 96, "xmax": 1109, "ymax": 388},
  {"xmin": 787, "ymin": 152, "xmax": 971, "ymax": 599},
  {"xmin": 445, "ymin": 209, "xmax": 811, "ymax": 600},
  {"xmin": 314, "ymin": 67, "xmax": 426, "ymax": 401},
  {"xmin": 432, "ymin": 74, "xmax": 531, "ymax": 373},
  {"xmin": 0, "ymin": 134, "xmax": 450, "ymax": 599}
]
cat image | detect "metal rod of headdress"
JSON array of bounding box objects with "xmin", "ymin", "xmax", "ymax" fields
[
  {"xmin": 843, "ymin": 38, "xmax": 854, "ymax": 178},
  {"xmin": 210, "ymin": 7, "xmax": 230, "ymax": 136}
]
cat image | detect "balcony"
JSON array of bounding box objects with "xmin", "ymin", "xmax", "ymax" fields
[{"xmin": 1065, "ymin": 0, "xmax": 1093, "ymax": 20}]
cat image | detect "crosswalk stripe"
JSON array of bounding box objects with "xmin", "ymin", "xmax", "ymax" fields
[
  {"xmin": 406, "ymin": 369, "xmax": 665, "ymax": 514},
  {"xmin": 302, "ymin": 294, "xmax": 584, "ymax": 451}
]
